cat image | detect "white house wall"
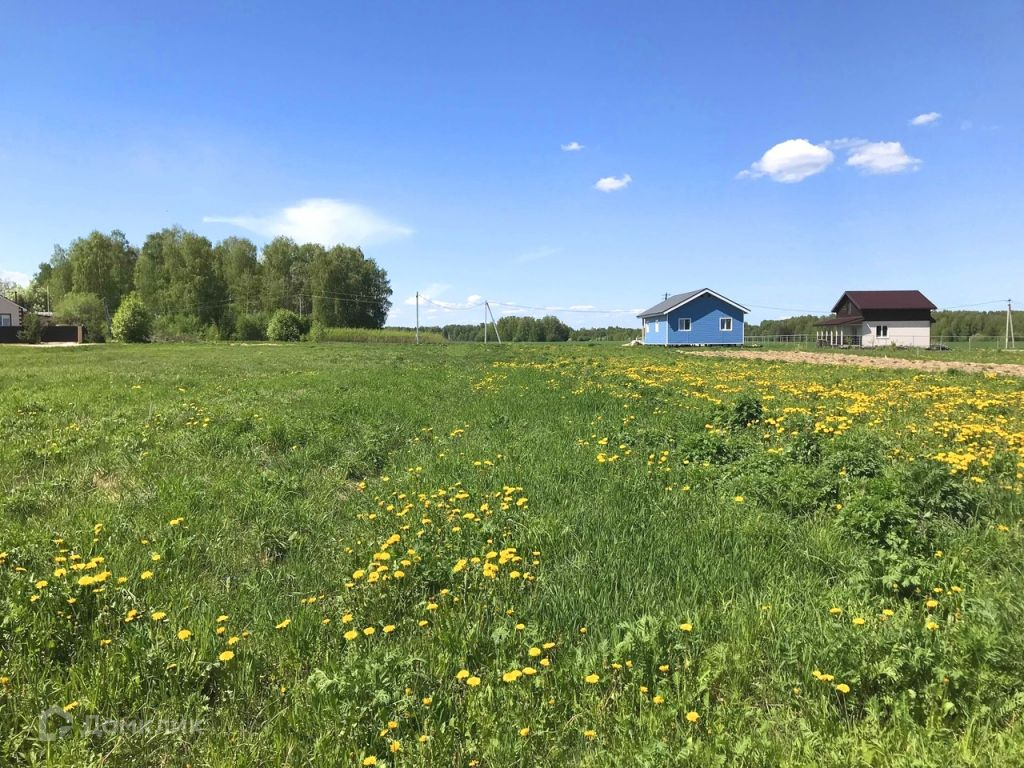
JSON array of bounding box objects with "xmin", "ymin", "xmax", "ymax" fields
[
  {"xmin": 860, "ymin": 320, "xmax": 931, "ymax": 348},
  {"xmin": 0, "ymin": 295, "xmax": 22, "ymax": 327}
]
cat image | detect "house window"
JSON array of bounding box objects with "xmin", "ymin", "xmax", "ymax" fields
[
  {"xmin": 679, "ymin": 318, "xmax": 691, "ymax": 332},
  {"xmin": 720, "ymin": 317, "xmax": 733, "ymax": 332},
  {"xmin": 876, "ymin": 325, "xmax": 888, "ymax": 338},
  {"xmin": 0, "ymin": 314, "xmax": 10, "ymax": 327}
]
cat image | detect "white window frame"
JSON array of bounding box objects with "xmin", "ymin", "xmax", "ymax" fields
[
  {"xmin": 720, "ymin": 317, "xmax": 733, "ymax": 332},
  {"xmin": 876, "ymin": 325, "xmax": 888, "ymax": 338},
  {"xmin": 0, "ymin": 314, "xmax": 11, "ymax": 327},
  {"xmin": 679, "ymin": 317, "xmax": 691, "ymax": 332}
]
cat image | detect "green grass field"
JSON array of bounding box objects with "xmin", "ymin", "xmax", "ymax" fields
[{"xmin": 2, "ymin": 343, "xmax": 1023, "ymax": 767}]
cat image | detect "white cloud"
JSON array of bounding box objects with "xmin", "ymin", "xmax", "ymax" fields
[
  {"xmin": 561, "ymin": 141, "xmax": 584, "ymax": 152},
  {"xmin": 1, "ymin": 269, "xmax": 31, "ymax": 286},
  {"xmin": 594, "ymin": 174, "xmax": 632, "ymax": 192},
  {"xmin": 204, "ymin": 198, "xmax": 412, "ymax": 246},
  {"xmin": 910, "ymin": 112, "xmax": 941, "ymax": 126},
  {"xmin": 737, "ymin": 139, "xmax": 834, "ymax": 183},
  {"xmin": 845, "ymin": 141, "xmax": 921, "ymax": 174}
]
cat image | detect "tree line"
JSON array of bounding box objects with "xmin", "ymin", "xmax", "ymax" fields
[
  {"xmin": 418, "ymin": 320, "xmax": 638, "ymax": 342},
  {"xmin": 14, "ymin": 228, "xmax": 392, "ymax": 340}
]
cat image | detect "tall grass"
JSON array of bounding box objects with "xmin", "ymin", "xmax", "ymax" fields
[{"xmin": 315, "ymin": 327, "xmax": 446, "ymax": 344}]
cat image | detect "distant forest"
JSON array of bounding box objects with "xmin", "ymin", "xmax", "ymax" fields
[
  {"xmin": 414, "ymin": 320, "xmax": 638, "ymax": 343},
  {"xmin": 749, "ymin": 310, "xmax": 1021, "ymax": 339},
  {"xmin": 3, "ymin": 228, "xmax": 392, "ymax": 340}
]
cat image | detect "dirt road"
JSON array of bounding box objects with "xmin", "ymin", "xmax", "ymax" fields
[{"xmin": 686, "ymin": 349, "xmax": 1024, "ymax": 377}]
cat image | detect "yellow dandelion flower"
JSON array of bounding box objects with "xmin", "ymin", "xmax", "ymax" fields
[
  {"xmin": 344, "ymin": 630, "xmax": 359, "ymax": 641},
  {"xmin": 652, "ymin": 695, "xmax": 665, "ymax": 705},
  {"xmin": 140, "ymin": 571, "xmax": 153, "ymax": 580},
  {"xmin": 275, "ymin": 618, "xmax": 291, "ymax": 630},
  {"xmin": 835, "ymin": 683, "xmax": 851, "ymax": 694},
  {"xmin": 686, "ymin": 711, "xmax": 700, "ymax": 723},
  {"xmin": 218, "ymin": 650, "xmax": 235, "ymax": 662},
  {"xmin": 679, "ymin": 623, "xmax": 693, "ymax": 632},
  {"xmin": 151, "ymin": 611, "xmax": 167, "ymax": 621},
  {"xmin": 177, "ymin": 629, "xmax": 192, "ymax": 641},
  {"xmin": 851, "ymin": 617, "xmax": 866, "ymax": 626},
  {"xmin": 584, "ymin": 673, "xmax": 600, "ymax": 684}
]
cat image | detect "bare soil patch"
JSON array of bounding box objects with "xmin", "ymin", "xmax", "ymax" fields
[{"xmin": 686, "ymin": 349, "xmax": 1024, "ymax": 377}]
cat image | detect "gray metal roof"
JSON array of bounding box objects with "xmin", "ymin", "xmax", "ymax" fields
[{"xmin": 638, "ymin": 288, "xmax": 749, "ymax": 318}]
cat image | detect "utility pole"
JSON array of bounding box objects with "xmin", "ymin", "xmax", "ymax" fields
[
  {"xmin": 485, "ymin": 301, "xmax": 502, "ymax": 344},
  {"xmin": 1007, "ymin": 299, "xmax": 1015, "ymax": 350},
  {"xmin": 484, "ymin": 303, "xmax": 488, "ymax": 343},
  {"xmin": 663, "ymin": 292, "xmax": 669, "ymax": 301},
  {"xmin": 415, "ymin": 291, "xmax": 420, "ymax": 345}
]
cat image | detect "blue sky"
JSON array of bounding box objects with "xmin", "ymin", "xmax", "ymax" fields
[{"xmin": 1, "ymin": 1, "xmax": 1022, "ymax": 327}]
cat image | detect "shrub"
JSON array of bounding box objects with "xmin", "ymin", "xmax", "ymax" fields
[
  {"xmin": 17, "ymin": 313, "xmax": 43, "ymax": 344},
  {"xmin": 54, "ymin": 291, "xmax": 107, "ymax": 342},
  {"xmin": 111, "ymin": 294, "xmax": 152, "ymax": 343},
  {"xmin": 267, "ymin": 309, "xmax": 304, "ymax": 342},
  {"xmin": 151, "ymin": 314, "xmax": 203, "ymax": 342},
  {"xmin": 235, "ymin": 314, "xmax": 268, "ymax": 341}
]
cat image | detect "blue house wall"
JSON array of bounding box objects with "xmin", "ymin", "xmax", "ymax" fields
[{"xmin": 642, "ymin": 293, "xmax": 745, "ymax": 345}]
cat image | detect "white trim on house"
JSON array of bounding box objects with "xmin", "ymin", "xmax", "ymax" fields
[{"xmin": 679, "ymin": 317, "xmax": 691, "ymax": 332}]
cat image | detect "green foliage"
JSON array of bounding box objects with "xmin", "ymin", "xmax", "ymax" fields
[
  {"xmin": 266, "ymin": 309, "xmax": 304, "ymax": 341},
  {"xmin": 110, "ymin": 293, "xmax": 152, "ymax": 342},
  {"xmin": 729, "ymin": 393, "xmax": 764, "ymax": 428},
  {"xmin": 16, "ymin": 313, "xmax": 42, "ymax": 343},
  {"xmin": 235, "ymin": 313, "xmax": 268, "ymax": 341},
  {"xmin": 53, "ymin": 291, "xmax": 107, "ymax": 341}
]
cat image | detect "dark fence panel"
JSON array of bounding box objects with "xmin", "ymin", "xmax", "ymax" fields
[
  {"xmin": 42, "ymin": 325, "xmax": 83, "ymax": 343},
  {"xmin": 0, "ymin": 325, "xmax": 83, "ymax": 344}
]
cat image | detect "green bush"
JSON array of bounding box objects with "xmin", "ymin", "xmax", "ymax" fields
[
  {"xmin": 111, "ymin": 294, "xmax": 152, "ymax": 343},
  {"xmin": 54, "ymin": 291, "xmax": 107, "ymax": 342},
  {"xmin": 17, "ymin": 313, "xmax": 43, "ymax": 344},
  {"xmin": 266, "ymin": 309, "xmax": 304, "ymax": 342},
  {"xmin": 235, "ymin": 314, "xmax": 268, "ymax": 341}
]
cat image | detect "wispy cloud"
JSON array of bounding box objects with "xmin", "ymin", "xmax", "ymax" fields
[
  {"xmin": 204, "ymin": 198, "xmax": 412, "ymax": 246},
  {"xmin": 737, "ymin": 139, "xmax": 834, "ymax": 183},
  {"xmin": 561, "ymin": 141, "xmax": 584, "ymax": 152},
  {"xmin": 594, "ymin": 174, "xmax": 632, "ymax": 192},
  {"xmin": 516, "ymin": 246, "xmax": 561, "ymax": 264},
  {"xmin": 844, "ymin": 141, "xmax": 921, "ymax": 174},
  {"xmin": 0, "ymin": 269, "xmax": 31, "ymax": 286},
  {"xmin": 909, "ymin": 112, "xmax": 941, "ymax": 126}
]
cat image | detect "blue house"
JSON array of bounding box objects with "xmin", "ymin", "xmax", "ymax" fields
[{"xmin": 638, "ymin": 289, "xmax": 749, "ymax": 346}]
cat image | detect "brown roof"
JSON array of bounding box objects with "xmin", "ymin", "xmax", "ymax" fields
[
  {"xmin": 816, "ymin": 315, "xmax": 864, "ymax": 326},
  {"xmin": 831, "ymin": 290, "xmax": 936, "ymax": 313}
]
